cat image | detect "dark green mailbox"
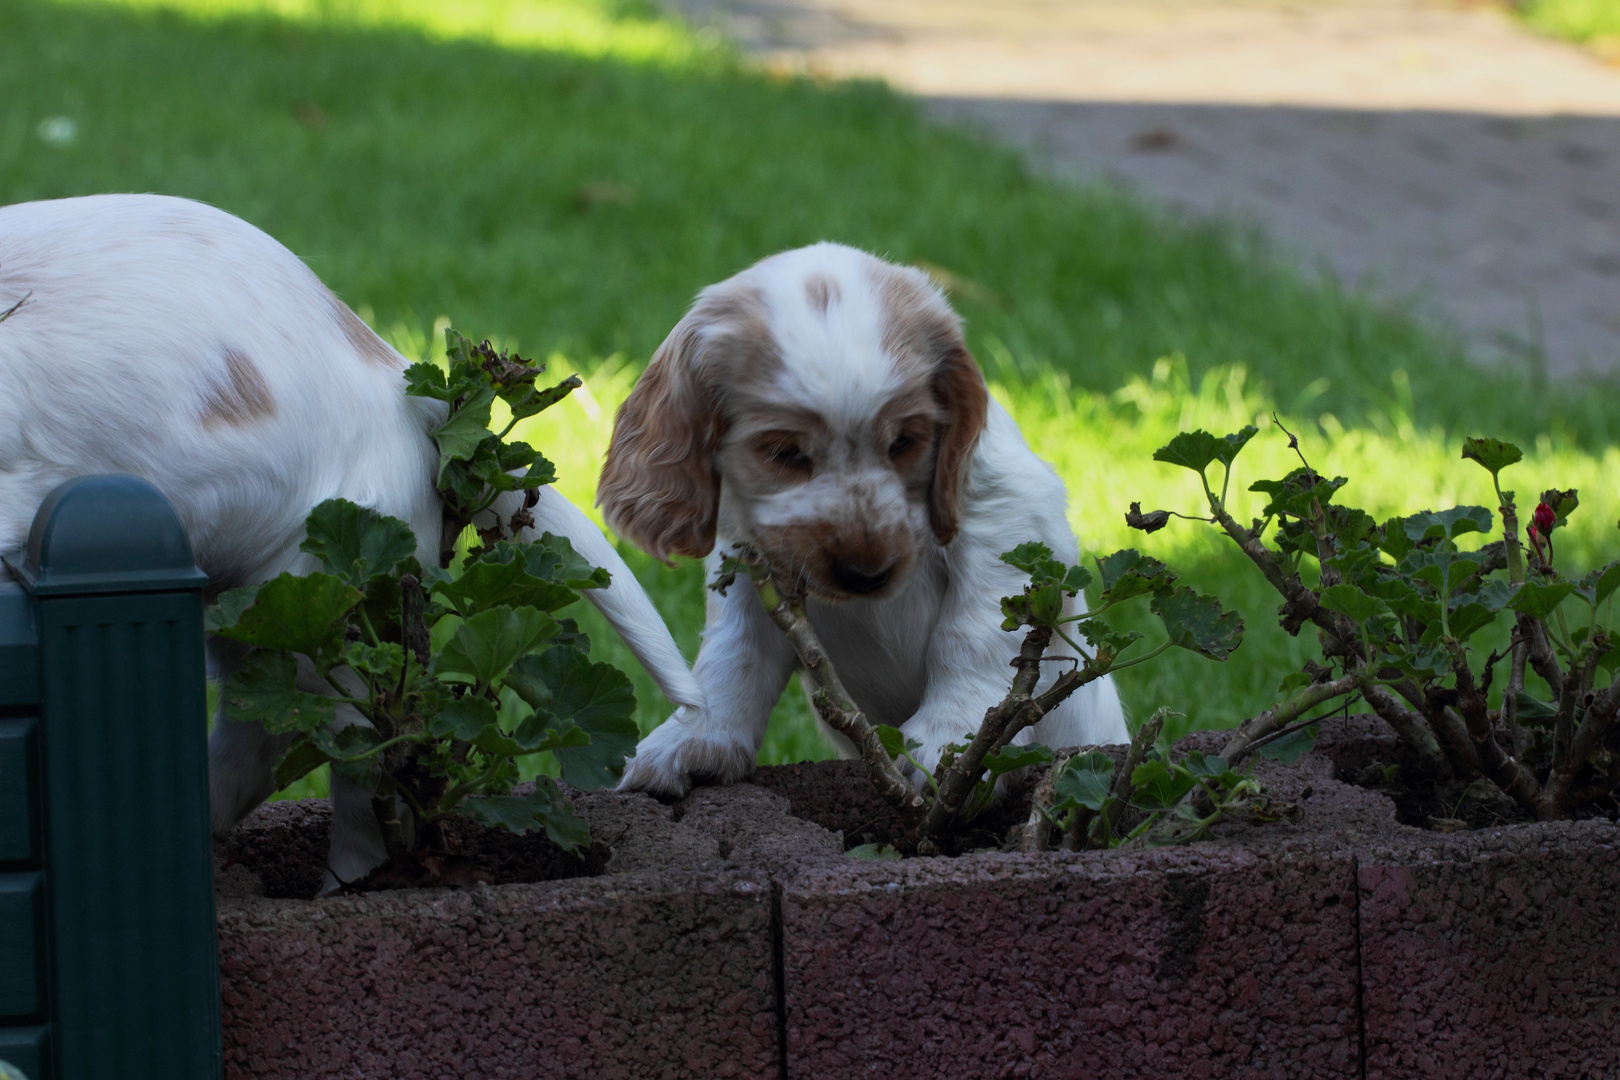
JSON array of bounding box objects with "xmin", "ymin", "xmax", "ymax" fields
[{"xmin": 0, "ymin": 475, "xmax": 220, "ymax": 1080}]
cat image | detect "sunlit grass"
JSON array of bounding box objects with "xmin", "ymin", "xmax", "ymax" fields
[
  {"xmin": 52, "ymin": 0, "xmax": 711, "ymax": 63},
  {"xmin": 1517, "ymin": 0, "xmax": 1620, "ymax": 45}
]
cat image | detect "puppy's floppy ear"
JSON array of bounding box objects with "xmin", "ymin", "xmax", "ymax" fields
[
  {"xmin": 598, "ymin": 315, "xmax": 724, "ymax": 561},
  {"xmin": 928, "ymin": 341, "xmax": 989, "ymax": 546}
]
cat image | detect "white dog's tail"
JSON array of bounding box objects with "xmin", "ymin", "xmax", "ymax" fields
[{"xmin": 528, "ymin": 486, "xmax": 706, "ymax": 711}]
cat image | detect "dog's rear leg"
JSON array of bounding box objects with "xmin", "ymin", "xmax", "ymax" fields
[{"xmin": 207, "ymin": 638, "xmax": 293, "ymax": 838}]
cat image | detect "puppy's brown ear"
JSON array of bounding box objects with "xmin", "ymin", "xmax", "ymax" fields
[
  {"xmin": 598, "ymin": 317, "xmax": 724, "ymax": 561},
  {"xmin": 929, "ymin": 343, "xmax": 989, "ymax": 545}
]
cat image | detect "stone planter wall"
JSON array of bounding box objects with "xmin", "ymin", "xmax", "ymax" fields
[{"xmin": 215, "ymin": 724, "xmax": 1620, "ymax": 1080}]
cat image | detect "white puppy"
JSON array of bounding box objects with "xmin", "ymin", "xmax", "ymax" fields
[
  {"xmin": 0, "ymin": 193, "xmax": 703, "ymax": 885},
  {"xmin": 601, "ymin": 242, "xmax": 1126, "ymax": 796}
]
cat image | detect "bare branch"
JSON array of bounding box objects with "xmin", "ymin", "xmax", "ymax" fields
[
  {"xmin": 918, "ymin": 626, "xmax": 1058, "ymax": 853},
  {"xmin": 1358, "ymin": 680, "xmax": 1452, "ymax": 779},
  {"xmin": 1220, "ymin": 675, "xmax": 1358, "ymax": 766},
  {"xmin": 1075, "ymin": 709, "xmax": 1164, "ymax": 851},
  {"xmin": 734, "ymin": 547, "xmax": 927, "ymax": 829},
  {"xmin": 1539, "ymin": 676, "xmax": 1620, "ymax": 818},
  {"xmin": 1019, "ymin": 749, "xmax": 1075, "ymax": 853}
]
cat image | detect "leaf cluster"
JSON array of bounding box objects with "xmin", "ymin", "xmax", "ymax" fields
[
  {"xmin": 208, "ymin": 330, "xmax": 634, "ymax": 861},
  {"xmin": 1142, "ymin": 421, "xmax": 1620, "ymax": 823}
]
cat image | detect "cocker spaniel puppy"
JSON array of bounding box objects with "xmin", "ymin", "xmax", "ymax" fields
[
  {"xmin": 603, "ymin": 243, "xmax": 1126, "ymax": 795},
  {"xmin": 0, "ymin": 193, "xmax": 704, "ymax": 885}
]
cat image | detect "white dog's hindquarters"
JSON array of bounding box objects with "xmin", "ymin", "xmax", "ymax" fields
[
  {"xmin": 602, "ymin": 242, "xmax": 1127, "ymax": 797},
  {"xmin": 0, "ymin": 193, "xmax": 703, "ymax": 881}
]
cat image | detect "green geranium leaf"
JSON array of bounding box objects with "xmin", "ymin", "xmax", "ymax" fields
[
  {"xmin": 311, "ymin": 724, "xmax": 382, "ymax": 785},
  {"xmin": 1000, "ymin": 543, "xmax": 1091, "ymax": 594},
  {"xmin": 430, "ymin": 387, "xmax": 497, "ymax": 465},
  {"xmin": 1476, "ymin": 579, "xmax": 1519, "ymax": 613},
  {"xmin": 1255, "ymin": 725, "xmax": 1318, "ymax": 764},
  {"xmin": 427, "ymin": 693, "xmax": 499, "ymax": 741},
  {"xmin": 1276, "ymin": 670, "xmax": 1313, "ymax": 696},
  {"xmin": 517, "ymin": 534, "xmax": 612, "ymax": 590},
  {"xmin": 1153, "ymin": 426, "xmax": 1257, "ymax": 476},
  {"xmin": 982, "ymin": 743, "xmax": 1053, "ymax": 781},
  {"xmin": 403, "ymin": 359, "xmax": 481, "ymax": 403},
  {"xmin": 460, "ymin": 777, "xmax": 590, "ymax": 850},
  {"xmin": 1447, "ymin": 600, "xmax": 1497, "ymax": 642},
  {"xmin": 430, "ymin": 557, "xmax": 577, "ymax": 618},
  {"xmin": 847, "ymin": 843, "xmax": 903, "ymax": 861},
  {"xmin": 874, "ymin": 724, "xmax": 909, "ymax": 760},
  {"xmin": 1318, "ymin": 584, "xmax": 1387, "ymax": 624},
  {"xmin": 1000, "ymin": 593, "xmax": 1034, "ymax": 632},
  {"xmin": 271, "ymin": 735, "xmax": 332, "ymax": 791},
  {"xmin": 1461, "ymin": 437, "xmax": 1523, "ymax": 478},
  {"xmin": 299, "ymin": 499, "xmax": 418, "ymax": 588},
  {"xmin": 1378, "ymin": 516, "xmax": 1414, "ymax": 562},
  {"xmin": 437, "ymin": 605, "xmax": 559, "ymax": 685},
  {"xmin": 1053, "ymin": 749, "xmax": 1116, "ymax": 812},
  {"xmin": 1095, "ymin": 549, "xmax": 1175, "ymax": 602},
  {"xmin": 506, "ymin": 648, "xmax": 639, "ymax": 789},
  {"xmin": 504, "ymin": 374, "xmax": 583, "ymax": 422},
  {"xmin": 1403, "ymin": 506, "xmax": 1494, "ymax": 544},
  {"xmin": 1129, "ymin": 757, "xmax": 1198, "ymax": 811},
  {"xmin": 1514, "ymin": 692, "xmax": 1559, "ymax": 725},
  {"xmin": 1509, "ymin": 581, "xmax": 1576, "ymax": 620},
  {"xmin": 210, "ymin": 572, "xmax": 360, "ymax": 658},
  {"xmin": 1249, "ymin": 469, "xmax": 1348, "ymax": 520},
  {"xmin": 205, "ymin": 584, "xmax": 260, "ymax": 634},
  {"xmin": 1575, "ymin": 562, "xmax": 1620, "ymax": 608},
  {"xmin": 1076, "ymin": 616, "xmax": 1144, "ymax": 661},
  {"xmin": 1151, "ymin": 585, "xmax": 1244, "ymax": 661},
  {"xmin": 222, "ymin": 650, "xmax": 335, "ymax": 734},
  {"xmin": 341, "ymin": 641, "xmax": 405, "ymax": 682}
]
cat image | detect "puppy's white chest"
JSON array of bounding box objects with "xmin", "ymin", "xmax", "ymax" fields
[{"xmin": 804, "ymin": 554, "xmax": 945, "ymax": 728}]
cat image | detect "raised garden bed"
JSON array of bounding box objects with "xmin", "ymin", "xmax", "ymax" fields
[{"xmin": 214, "ymin": 721, "xmax": 1620, "ymax": 1080}]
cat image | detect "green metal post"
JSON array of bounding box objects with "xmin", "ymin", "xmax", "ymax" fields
[{"xmin": 3, "ymin": 475, "xmax": 220, "ymax": 1080}]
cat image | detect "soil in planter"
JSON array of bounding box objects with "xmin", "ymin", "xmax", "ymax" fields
[
  {"xmin": 217, "ymin": 795, "xmax": 608, "ymax": 900},
  {"xmin": 1315, "ymin": 715, "xmax": 1620, "ymax": 831},
  {"xmin": 752, "ymin": 759, "xmax": 1051, "ymax": 854}
]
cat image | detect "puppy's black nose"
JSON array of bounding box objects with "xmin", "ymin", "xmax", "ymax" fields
[{"xmin": 832, "ymin": 561, "xmax": 893, "ymax": 595}]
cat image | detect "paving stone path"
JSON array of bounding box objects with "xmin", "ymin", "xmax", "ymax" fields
[{"xmin": 668, "ymin": 0, "xmax": 1620, "ymax": 377}]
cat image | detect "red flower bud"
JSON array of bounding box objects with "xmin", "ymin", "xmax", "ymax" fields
[{"xmin": 1533, "ymin": 502, "xmax": 1556, "ymax": 536}]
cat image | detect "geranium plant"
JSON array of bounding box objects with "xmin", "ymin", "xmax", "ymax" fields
[
  {"xmin": 717, "ymin": 534, "xmax": 1285, "ymax": 856},
  {"xmin": 1132, "ymin": 423, "xmax": 1620, "ymax": 823},
  {"xmin": 207, "ymin": 331, "xmax": 639, "ymax": 868}
]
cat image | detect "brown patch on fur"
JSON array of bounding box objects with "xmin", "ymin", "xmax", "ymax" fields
[
  {"xmin": 599, "ymin": 284, "xmax": 780, "ymax": 561},
  {"xmin": 869, "ymin": 262, "xmax": 988, "ymax": 544},
  {"xmin": 200, "ymin": 348, "xmax": 277, "ymax": 428},
  {"xmin": 927, "ymin": 346, "xmax": 989, "ymax": 544},
  {"xmin": 326, "ymin": 288, "xmax": 404, "ymax": 369},
  {"xmin": 803, "ymin": 273, "xmax": 841, "ymax": 315}
]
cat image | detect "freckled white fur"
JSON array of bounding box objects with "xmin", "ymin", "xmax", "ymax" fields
[
  {"xmin": 620, "ymin": 243, "xmax": 1127, "ymax": 795},
  {"xmin": 0, "ymin": 193, "xmax": 702, "ymax": 886}
]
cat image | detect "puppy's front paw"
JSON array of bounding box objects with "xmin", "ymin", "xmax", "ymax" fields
[{"xmin": 618, "ymin": 709, "xmax": 757, "ymax": 797}]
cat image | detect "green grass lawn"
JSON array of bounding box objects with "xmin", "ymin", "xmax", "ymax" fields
[
  {"xmin": 8, "ymin": 0, "xmax": 1618, "ymax": 799},
  {"xmin": 1516, "ymin": 0, "xmax": 1620, "ymax": 46}
]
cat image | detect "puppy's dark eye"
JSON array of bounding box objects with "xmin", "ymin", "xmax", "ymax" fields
[
  {"xmin": 769, "ymin": 444, "xmax": 812, "ymax": 472},
  {"xmin": 888, "ymin": 433, "xmax": 916, "ymax": 459}
]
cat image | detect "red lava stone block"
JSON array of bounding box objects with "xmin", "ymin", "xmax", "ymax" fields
[
  {"xmin": 1359, "ymin": 822, "xmax": 1620, "ymax": 1080},
  {"xmin": 778, "ymin": 844, "xmax": 1361, "ymax": 1080},
  {"xmin": 217, "ymin": 868, "xmax": 779, "ymax": 1080}
]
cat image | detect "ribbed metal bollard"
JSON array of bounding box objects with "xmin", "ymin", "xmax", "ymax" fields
[{"xmin": 0, "ymin": 475, "xmax": 219, "ymax": 1080}]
